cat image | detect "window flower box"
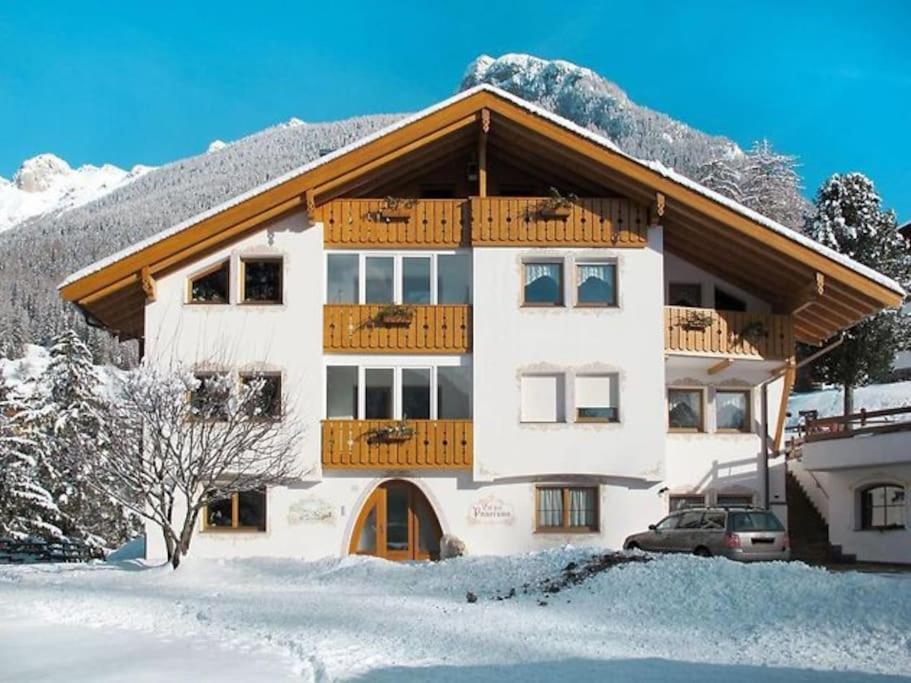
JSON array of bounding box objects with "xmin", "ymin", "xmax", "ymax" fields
[
  {"xmin": 367, "ymin": 421, "xmax": 416, "ymax": 444},
  {"xmin": 373, "ymin": 305, "xmax": 414, "ymax": 327}
]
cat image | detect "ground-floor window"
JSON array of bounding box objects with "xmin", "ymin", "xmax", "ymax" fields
[
  {"xmin": 535, "ymin": 486, "xmax": 598, "ymax": 532},
  {"xmin": 669, "ymin": 494, "xmax": 705, "ymax": 512},
  {"xmin": 860, "ymin": 484, "xmax": 906, "ymax": 530},
  {"xmin": 204, "ymin": 489, "xmax": 267, "ymax": 532}
]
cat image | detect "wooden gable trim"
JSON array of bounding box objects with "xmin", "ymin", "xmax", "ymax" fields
[{"xmin": 61, "ymin": 88, "xmax": 901, "ymax": 332}]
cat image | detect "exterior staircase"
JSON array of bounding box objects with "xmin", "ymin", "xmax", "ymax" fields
[{"xmin": 786, "ymin": 469, "xmax": 855, "ymax": 565}]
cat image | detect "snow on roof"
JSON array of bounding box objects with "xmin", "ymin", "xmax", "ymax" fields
[{"xmin": 60, "ymin": 85, "xmax": 905, "ymax": 298}]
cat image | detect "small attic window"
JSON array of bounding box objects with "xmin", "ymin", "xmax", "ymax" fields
[
  {"xmin": 242, "ymin": 258, "xmax": 283, "ymax": 304},
  {"xmin": 189, "ymin": 261, "xmax": 230, "ymax": 304}
]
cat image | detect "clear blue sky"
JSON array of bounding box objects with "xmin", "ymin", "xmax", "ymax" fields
[{"xmin": 1, "ymin": 1, "xmax": 909, "ymax": 219}]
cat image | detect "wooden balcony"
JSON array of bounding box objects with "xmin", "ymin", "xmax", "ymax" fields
[
  {"xmin": 317, "ymin": 197, "xmax": 651, "ymax": 248},
  {"xmin": 321, "ymin": 420, "xmax": 473, "ymax": 469},
  {"xmin": 469, "ymin": 196, "xmax": 650, "ymax": 247},
  {"xmin": 664, "ymin": 306, "xmax": 794, "ymax": 360},
  {"xmin": 320, "ymin": 198, "xmax": 468, "ymax": 248},
  {"xmin": 323, "ymin": 304, "xmax": 471, "ymax": 354}
]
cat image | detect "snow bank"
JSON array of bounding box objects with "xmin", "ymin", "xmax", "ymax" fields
[
  {"xmin": 1, "ymin": 549, "xmax": 909, "ymax": 680},
  {"xmin": 105, "ymin": 536, "xmax": 146, "ymax": 563}
]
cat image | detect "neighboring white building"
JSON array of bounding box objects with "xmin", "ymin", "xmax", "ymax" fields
[
  {"xmin": 790, "ymin": 409, "xmax": 911, "ymax": 564},
  {"xmin": 59, "ymin": 86, "xmax": 904, "ymax": 562}
]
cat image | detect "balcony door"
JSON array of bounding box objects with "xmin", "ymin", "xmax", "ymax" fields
[{"xmin": 349, "ymin": 480, "xmax": 442, "ymax": 561}]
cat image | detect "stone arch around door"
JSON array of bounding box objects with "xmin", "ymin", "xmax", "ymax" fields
[{"xmin": 347, "ymin": 479, "xmax": 445, "ymax": 561}]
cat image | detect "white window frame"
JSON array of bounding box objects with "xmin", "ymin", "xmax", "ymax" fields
[
  {"xmin": 326, "ymin": 363, "xmax": 474, "ymax": 421},
  {"xmin": 573, "ymin": 258, "xmax": 618, "ymax": 308},
  {"xmin": 574, "ymin": 373, "xmax": 619, "ymax": 423},
  {"xmin": 520, "ymin": 373, "xmax": 566, "ymax": 423},
  {"xmin": 325, "ymin": 250, "xmax": 469, "ymax": 306}
]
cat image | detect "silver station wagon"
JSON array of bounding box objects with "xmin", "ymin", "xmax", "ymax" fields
[{"xmin": 623, "ymin": 507, "xmax": 790, "ymax": 561}]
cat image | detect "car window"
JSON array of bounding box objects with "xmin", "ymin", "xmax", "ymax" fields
[
  {"xmin": 701, "ymin": 511, "xmax": 726, "ymax": 530},
  {"xmin": 677, "ymin": 511, "xmax": 704, "ymax": 529},
  {"xmin": 731, "ymin": 512, "xmax": 784, "ymax": 532},
  {"xmin": 655, "ymin": 515, "xmax": 679, "ymax": 530}
]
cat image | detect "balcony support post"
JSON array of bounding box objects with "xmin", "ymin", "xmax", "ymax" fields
[{"xmin": 478, "ymin": 109, "xmax": 490, "ymax": 198}]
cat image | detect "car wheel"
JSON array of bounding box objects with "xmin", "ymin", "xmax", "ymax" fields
[
  {"xmin": 625, "ymin": 542, "xmax": 640, "ymax": 551},
  {"xmin": 693, "ymin": 546, "xmax": 711, "ymax": 558}
]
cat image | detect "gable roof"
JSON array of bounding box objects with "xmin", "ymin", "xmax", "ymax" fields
[{"xmin": 59, "ymin": 84, "xmax": 904, "ymax": 342}]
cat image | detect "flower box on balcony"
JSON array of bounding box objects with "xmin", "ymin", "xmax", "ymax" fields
[
  {"xmin": 373, "ymin": 305, "xmax": 414, "ymax": 327},
  {"xmin": 367, "ymin": 421, "xmax": 416, "ymax": 444}
]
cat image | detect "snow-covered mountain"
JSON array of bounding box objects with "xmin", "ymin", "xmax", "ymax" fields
[
  {"xmin": 0, "ymin": 154, "xmax": 152, "ymax": 233},
  {"xmin": 461, "ymin": 54, "xmax": 743, "ymax": 178}
]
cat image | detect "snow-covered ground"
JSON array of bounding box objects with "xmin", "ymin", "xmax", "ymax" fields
[
  {"xmin": 1, "ymin": 549, "xmax": 910, "ymax": 682},
  {"xmin": 787, "ymin": 381, "xmax": 911, "ymax": 429}
]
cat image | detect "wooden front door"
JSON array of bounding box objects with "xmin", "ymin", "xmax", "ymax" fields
[{"xmin": 349, "ymin": 481, "xmax": 442, "ymax": 561}]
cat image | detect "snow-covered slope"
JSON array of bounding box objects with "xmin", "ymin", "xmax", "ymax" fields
[
  {"xmin": 0, "ymin": 154, "xmax": 151, "ymax": 233},
  {"xmin": 461, "ymin": 54, "xmax": 743, "ymax": 178},
  {"xmin": 1, "ymin": 550, "xmax": 909, "ymax": 680}
]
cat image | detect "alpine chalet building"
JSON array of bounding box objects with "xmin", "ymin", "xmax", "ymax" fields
[{"xmin": 59, "ymin": 86, "xmax": 903, "ymax": 561}]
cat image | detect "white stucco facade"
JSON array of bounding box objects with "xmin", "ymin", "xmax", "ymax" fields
[
  {"xmin": 797, "ymin": 432, "xmax": 911, "ymax": 564},
  {"xmin": 139, "ymin": 208, "xmax": 792, "ymax": 562}
]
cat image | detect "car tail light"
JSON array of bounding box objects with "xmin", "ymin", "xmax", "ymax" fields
[
  {"xmin": 782, "ymin": 533, "xmax": 790, "ymax": 549},
  {"xmin": 723, "ymin": 532, "xmax": 741, "ymax": 549}
]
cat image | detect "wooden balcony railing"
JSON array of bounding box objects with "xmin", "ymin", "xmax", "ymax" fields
[
  {"xmin": 469, "ymin": 197, "xmax": 650, "ymax": 247},
  {"xmin": 320, "ymin": 199, "xmax": 468, "ymax": 248},
  {"xmin": 664, "ymin": 306, "xmax": 794, "ymax": 360},
  {"xmin": 323, "ymin": 304, "xmax": 471, "ymax": 353},
  {"xmin": 800, "ymin": 406, "xmax": 911, "ymax": 443},
  {"xmin": 321, "ymin": 420, "xmax": 473, "ymax": 469},
  {"xmin": 317, "ymin": 197, "xmax": 651, "ymax": 248}
]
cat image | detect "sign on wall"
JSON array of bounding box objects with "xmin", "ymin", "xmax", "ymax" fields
[
  {"xmin": 288, "ymin": 497, "xmax": 336, "ymax": 525},
  {"xmin": 468, "ymin": 495, "xmax": 515, "ymax": 525}
]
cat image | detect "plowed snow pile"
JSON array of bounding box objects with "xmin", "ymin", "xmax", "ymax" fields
[{"xmin": 1, "ymin": 549, "xmax": 909, "ymax": 681}]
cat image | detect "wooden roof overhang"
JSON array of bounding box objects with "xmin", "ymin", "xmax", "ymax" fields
[{"xmin": 59, "ymin": 87, "xmax": 903, "ymax": 343}]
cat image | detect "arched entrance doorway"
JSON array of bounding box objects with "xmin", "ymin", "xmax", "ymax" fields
[{"xmin": 349, "ymin": 480, "xmax": 442, "ymax": 561}]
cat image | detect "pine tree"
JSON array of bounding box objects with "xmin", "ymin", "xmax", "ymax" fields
[
  {"xmin": 698, "ymin": 156, "xmax": 743, "ymax": 203},
  {"xmin": 0, "ymin": 382, "xmax": 65, "ymax": 541},
  {"xmin": 740, "ymin": 139, "xmax": 807, "ymax": 229},
  {"xmin": 806, "ymin": 173, "xmax": 911, "ymax": 414}
]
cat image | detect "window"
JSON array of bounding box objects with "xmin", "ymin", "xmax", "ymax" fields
[
  {"xmin": 520, "ymin": 374, "xmax": 564, "ymax": 423},
  {"xmin": 326, "ymin": 366, "xmax": 358, "ymax": 419},
  {"xmin": 242, "ymin": 258, "xmax": 282, "ymax": 304},
  {"xmin": 655, "ymin": 515, "xmax": 679, "ymax": 531},
  {"xmin": 327, "ymin": 254, "xmax": 359, "ymax": 304},
  {"xmin": 402, "ymin": 257, "xmax": 431, "ymax": 304},
  {"xmin": 189, "ymin": 261, "xmax": 229, "ymax": 304},
  {"xmin": 326, "ymin": 366, "xmax": 472, "ymax": 420},
  {"xmin": 860, "ymin": 484, "xmax": 906, "ymax": 530},
  {"xmin": 364, "ymin": 368, "xmax": 394, "ymax": 419},
  {"xmin": 717, "ymin": 494, "xmax": 754, "ymax": 508},
  {"xmin": 731, "ymin": 511, "xmax": 784, "ymax": 532},
  {"xmin": 523, "ymin": 262, "xmax": 563, "ymax": 306},
  {"xmin": 365, "ymin": 257, "xmax": 395, "ymax": 304},
  {"xmin": 190, "ymin": 373, "xmax": 230, "ymax": 421},
  {"xmin": 438, "ymin": 366, "xmax": 472, "ymax": 419},
  {"xmin": 401, "ymin": 368, "xmax": 431, "ymax": 419},
  {"xmin": 240, "ymin": 374, "xmax": 281, "ymax": 419},
  {"xmin": 677, "ymin": 511, "xmax": 704, "ymax": 529},
  {"xmin": 668, "ymin": 283, "xmax": 701, "ymax": 308},
  {"xmin": 715, "ymin": 287, "xmax": 746, "ymax": 312},
  {"xmin": 668, "ymin": 389, "xmax": 703, "ymax": 431},
  {"xmin": 536, "ymin": 486, "xmax": 598, "ymax": 532},
  {"xmin": 716, "ymin": 390, "xmax": 751, "ymax": 432},
  {"xmin": 576, "ymin": 262, "xmax": 617, "ymax": 306},
  {"xmin": 701, "ymin": 511, "xmax": 726, "ymax": 530},
  {"xmin": 669, "ymin": 494, "xmax": 705, "ymax": 512},
  {"xmin": 437, "ymin": 254, "xmax": 472, "ymax": 304},
  {"xmin": 326, "ymin": 253, "xmax": 471, "ymax": 305},
  {"xmin": 575, "ymin": 374, "xmax": 619, "ymax": 422},
  {"xmin": 204, "ymin": 489, "xmax": 267, "ymax": 531}
]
